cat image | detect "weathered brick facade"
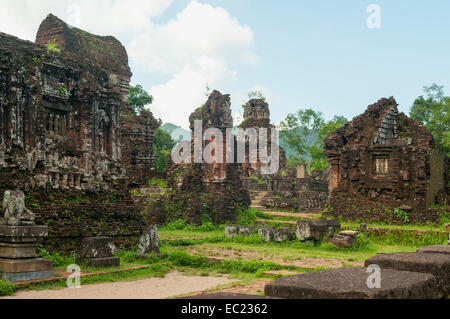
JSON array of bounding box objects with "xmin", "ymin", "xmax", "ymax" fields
[
  {"xmin": 160, "ymin": 91, "xmax": 250, "ymax": 224},
  {"xmin": 323, "ymin": 97, "xmax": 448, "ymax": 224},
  {"xmin": 0, "ymin": 14, "xmax": 159, "ymax": 250}
]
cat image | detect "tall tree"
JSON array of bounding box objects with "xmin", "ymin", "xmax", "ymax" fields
[
  {"xmin": 128, "ymin": 84, "xmax": 153, "ymax": 114},
  {"xmin": 410, "ymin": 84, "xmax": 450, "ymax": 155},
  {"xmin": 153, "ymin": 128, "xmax": 176, "ymax": 172},
  {"xmin": 280, "ymin": 109, "xmax": 347, "ymax": 171}
]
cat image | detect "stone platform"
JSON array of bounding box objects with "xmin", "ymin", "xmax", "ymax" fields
[
  {"xmin": 364, "ymin": 252, "xmax": 450, "ymax": 298},
  {"xmin": 76, "ymin": 237, "xmax": 120, "ymax": 268},
  {"xmin": 264, "ymin": 267, "xmax": 439, "ymax": 299},
  {"xmin": 0, "ymin": 225, "xmax": 53, "ymax": 282}
]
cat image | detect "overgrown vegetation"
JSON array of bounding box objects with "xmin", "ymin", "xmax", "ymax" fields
[
  {"xmin": 46, "ymin": 39, "xmax": 61, "ymax": 55},
  {"xmin": 153, "ymin": 128, "xmax": 176, "ymax": 172},
  {"xmin": 37, "ymin": 246, "xmax": 75, "ymax": 268},
  {"xmin": 279, "ymin": 109, "xmax": 347, "ymax": 171},
  {"xmin": 237, "ymin": 208, "xmax": 273, "ymax": 226},
  {"xmin": 128, "ymin": 84, "xmax": 153, "ymax": 115},
  {"xmin": 0, "ymin": 280, "xmax": 17, "ymax": 296},
  {"xmin": 410, "ymin": 83, "xmax": 449, "ymax": 155}
]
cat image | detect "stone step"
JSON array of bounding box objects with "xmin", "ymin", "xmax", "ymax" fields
[
  {"xmin": 364, "ymin": 252, "xmax": 450, "ymax": 298},
  {"xmin": 264, "ymin": 267, "xmax": 440, "ymax": 299}
]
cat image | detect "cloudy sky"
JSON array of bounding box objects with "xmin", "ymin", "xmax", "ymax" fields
[{"xmin": 1, "ymin": 0, "xmax": 449, "ymax": 128}]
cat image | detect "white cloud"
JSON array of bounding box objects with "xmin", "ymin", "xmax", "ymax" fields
[
  {"xmin": 149, "ymin": 56, "xmax": 237, "ymax": 128},
  {"xmin": 134, "ymin": 1, "xmax": 258, "ymax": 128},
  {"xmin": 128, "ymin": 1, "xmax": 257, "ymax": 74},
  {"xmin": 0, "ymin": 0, "xmax": 173, "ymax": 41}
]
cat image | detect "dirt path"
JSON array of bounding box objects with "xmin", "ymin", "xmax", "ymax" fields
[
  {"xmin": 2, "ymin": 272, "xmax": 237, "ymax": 299},
  {"xmin": 186, "ymin": 247, "xmax": 363, "ymax": 269}
]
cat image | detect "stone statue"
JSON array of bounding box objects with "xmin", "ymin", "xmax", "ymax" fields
[{"xmin": 1, "ymin": 190, "xmax": 35, "ymax": 226}]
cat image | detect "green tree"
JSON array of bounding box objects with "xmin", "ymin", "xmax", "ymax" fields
[
  {"xmin": 128, "ymin": 85, "xmax": 153, "ymax": 114},
  {"xmin": 280, "ymin": 109, "xmax": 347, "ymax": 171},
  {"xmin": 410, "ymin": 84, "xmax": 450, "ymax": 155},
  {"xmin": 153, "ymin": 128, "xmax": 176, "ymax": 172}
]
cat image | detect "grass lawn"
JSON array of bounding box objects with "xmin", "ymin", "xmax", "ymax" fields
[{"xmin": 1, "ymin": 219, "xmax": 447, "ymax": 297}]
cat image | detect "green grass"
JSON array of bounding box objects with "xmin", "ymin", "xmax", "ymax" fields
[
  {"xmin": 7, "ymin": 216, "xmax": 448, "ymax": 297},
  {"xmin": 0, "ymin": 280, "xmax": 17, "ymax": 296}
]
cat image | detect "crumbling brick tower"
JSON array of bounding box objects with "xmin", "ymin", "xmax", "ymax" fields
[
  {"xmin": 0, "ymin": 14, "xmax": 131, "ymax": 192},
  {"xmin": 0, "ymin": 14, "xmax": 159, "ymax": 250},
  {"xmin": 238, "ymin": 98, "xmax": 286, "ymax": 177},
  {"xmin": 36, "ymin": 14, "xmax": 161, "ymax": 188},
  {"xmin": 323, "ymin": 97, "xmax": 448, "ymax": 224},
  {"xmin": 165, "ymin": 91, "xmax": 250, "ymax": 224}
]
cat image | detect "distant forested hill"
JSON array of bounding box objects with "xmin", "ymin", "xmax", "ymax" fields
[{"xmin": 160, "ymin": 123, "xmax": 191, "ymax": 142}]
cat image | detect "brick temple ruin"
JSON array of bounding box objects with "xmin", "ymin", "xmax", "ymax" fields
[
  {"xmin": 162, "ymin": 90, "xmax": 250, "ymax": 224},
  {"xmin": 324, "ymin": 97, "xmax": 449, "ymax": 224},
  {"xmin": 238, "ymin": 98, "xmax": 329, "ymax": 212},
  {"xmin": 0, "ymin": 14, "xmax": 160, "ymax": 249}
]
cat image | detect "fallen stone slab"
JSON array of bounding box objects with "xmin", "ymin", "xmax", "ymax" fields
[
  {"xmin": 364, "ymin": 252, "xmax": 450, "ymax": 298},
  {"xmin": 79, "ymin": 237, "xmax": 116, "ymax": 258},
  {"xmin": 417, "ymin": 245, "xmax": 450, "ymax": 255},
  {"xmin": 339, "ymin": 230, "xmax": 359, "ymax": 238},
  {"xmin": 326, "ymin": 234, "xmax": 356, "ymax": 248},
  {"xmin": 264, "ymin": 267, "xmax": 439, "ymax": 299}
]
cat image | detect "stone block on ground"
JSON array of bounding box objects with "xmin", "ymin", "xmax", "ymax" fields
[
  {"xmin": 417, "ymin": 245, "xmax": 450, "ymax": 255},
  {"xmin": 79, "ymin": 237, "xmax": 116, "ymax": 258},
  {"xmin": 326, "ymin": 234, "xmax": 356, "ymax": 248},
  {"xmin": 258, "ymin": 227, "xmax": 275, "ymax": 242},
  {"xmin": 364, "ymin": 252, "xmax": 450, "ymax": 298},
  {"xmin": 296, "ymin": 219, "xmax": 340, "ymax": 241},
  {"xmin": 225, "ymin": 225, "xmax": 239, "ymax": 238},
  {"xmin": 238, "ymin": 226, "xmax": 257, "ymax": 236},
  {"xmin": 76, "ymin": 257, "xmax": 120, "ymax": 268},
  {"xmin": 274, "ymin": 228, "xmax": 296, "ymax": 242},
  {"xmin": 137, "ymin": 225, "xmax": 159, "ymax": 257},
  {"xmin": 339, "ymin": 230, "xmax": 359, "ymax": 238},
  {"xmin": 264, "ymin": 267, "xmax": 439, "ymax": 299}
]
